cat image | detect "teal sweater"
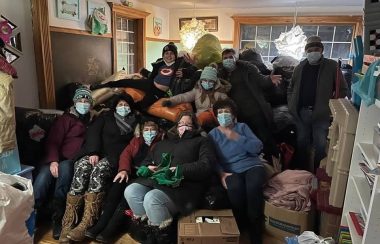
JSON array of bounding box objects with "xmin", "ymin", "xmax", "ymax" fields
[{"xmin": 208, "ymin": 123, "xmax": 263, "ymax": 173}]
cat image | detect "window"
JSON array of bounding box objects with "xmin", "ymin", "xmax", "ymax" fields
[
  {"xmin": 116, "ymin": 17, "xmax": 136, "ymax": 73},
  {"xmin": 240, "ymin": 24, "xmax": 353, "ymax": 63},
  {"xmin": 233, "ymin": 16, "xmax": 362, "ymax": 64}
]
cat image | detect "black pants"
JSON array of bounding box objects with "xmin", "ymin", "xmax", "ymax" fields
[
  {"xmin": 95, "ymin": 79, "xmax": 168, "ymax": 110},
  {"xmin": 225, "ymin": 166, "xmax": 266, "ymax": 244}
]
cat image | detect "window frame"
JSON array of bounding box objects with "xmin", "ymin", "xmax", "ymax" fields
[{"xmin": 232, "ymin": 16, "xmax": 363, "ymax": 58}]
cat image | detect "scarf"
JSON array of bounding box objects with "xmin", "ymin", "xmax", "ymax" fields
[
  {"xmin": 114, "ymin": 112, "xmax": 135, "ymax": 135},
  {"xmin": 0, "ymin": 56, "xmax": 17, "ymax": 78}
]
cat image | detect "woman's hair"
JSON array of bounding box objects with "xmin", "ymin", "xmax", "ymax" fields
[
  {"xmin": 142, "ymin": 121, "xmax": 158, "ymax": 131},
  {"xmin": 213, "ymin": 98, "xmax": 238, "ymax": 117},
  {"xmin": 176, "ymin": 111, "xmax": 199, "ymax": 129},
  {"xmin": 110, "ymin": 93, "xmax": 135, "ymax": 110}
]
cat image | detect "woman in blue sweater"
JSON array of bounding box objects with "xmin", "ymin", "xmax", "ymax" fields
[{"xmin": 208, "ymin": 98, "xmax": 266, "ymax": 244}]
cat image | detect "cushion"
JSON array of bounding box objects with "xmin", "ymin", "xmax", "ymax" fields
[{"xmin": 148, "ymin": 98, "xmax": 193, "ymax": 122}]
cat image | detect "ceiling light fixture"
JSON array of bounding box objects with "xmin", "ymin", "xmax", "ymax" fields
[
  {"xmin": 274, "ymin": 2, "xmax": 307, "ymax": 60},
  {"xmin": 179, "ymin": 1, "xmax": 208, "ymax": 52}
]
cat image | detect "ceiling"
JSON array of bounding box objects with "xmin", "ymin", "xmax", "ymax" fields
[{"xmin": 139, "ymin": 0, "xmax": 363, "ymax": 9}]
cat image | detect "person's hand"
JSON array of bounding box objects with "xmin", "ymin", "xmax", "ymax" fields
[
  {"xmin": 113, "ymin": 170, "xmax": 129, "ymax": 183},
  {"xmin": 162, "ymin": 100, "xmax": 173, "ymax": 107},
  {"xmin": 50, "ymin": 161, "xmax": 59, "ymax": 178},
  {"xmin": 176, "ymin": 69, "xmax": 183, "ymax": 78},
  {"xmin": 148, "ymin": 165, "xmax": 158, "ymax": 172},
  {"xmin": 89, "ymin": 155, "xmax": 99, "ymax": 166},
  {"xmin": 220, "ymin": 172, "xmax": 232, "ymax": 189},
  {"xmin": 218, "ymin": 126, "xmax": 240, "ymax": 141},
  {"xmin": 183, "ymin": 53, "xmax": 195, "ymax": 65},
  {"xmin": 270, "ymin": 74, "xmax": 282, "ymax": 86}
]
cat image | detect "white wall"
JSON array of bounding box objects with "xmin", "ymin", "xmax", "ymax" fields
[
  {"xmin": 0, "ymin": 0, "xmax": 39, "ymax": 108},
  {"xmin": 169, "ymin": 6, "xmax": 363, "ymax": 41}
]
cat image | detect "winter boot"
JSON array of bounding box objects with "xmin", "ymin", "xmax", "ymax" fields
[
  {"xmin": 67, "ymin": 192, "xmax": 105, "ymax": 242},
  {"xmin": 153, "ymin": 222, "xmax": 176, "ymax": 244},
  {"xmin": 59, "ymin": 194, "xmax": 84, "ymax": 243},
  {"xmin": 95, "ymin": 202, "xmax": 130, "ymax": 243},
  {"xmin": 52, "ymin": 198, "xmax": 66, "ymax": 240},
  {"xmin": 125, "ymin": 209, "xmax": 148, "ymax": 243}
]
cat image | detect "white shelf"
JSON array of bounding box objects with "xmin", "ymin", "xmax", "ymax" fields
[
  {"xmin": 346, "ymin": 213, "xmax": 363, "ymax": 244},
  {"xmin": 357, "ymin": 143, "xmax": 379, "ymax": 169},
  {"xmin": 351, "ymin": 175, "xmax": 371, "ymax": 218}
]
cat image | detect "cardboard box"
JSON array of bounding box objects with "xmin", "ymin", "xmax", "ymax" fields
[
  {"xmin": 178, "ymin": 209, "xmax": 240, "ymax": 244},
  {"xmin": 319, "ymin": 211, "xmax": 341, "ymax": 240},
  {"xmin": 264, "ymin": 201, "xmax": 315, "ymax": 240},
  {"xmin": 0, "ymin": 144, "xmax": 21, "ymax": 174}
]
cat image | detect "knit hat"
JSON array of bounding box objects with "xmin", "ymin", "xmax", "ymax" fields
[
  {"xmin": 200, "ymin": 66, "xmax": 217, "ymax": 81},
  {"xmin": 73, "ymin": 87, "xmax": 93, "ymax": 104},
  {"xmin": 305, "ymin": 35, "xmax": 324, "ymax": 51},
  {"xmin": 162, "ymin": 42, "xmax": 178, "ymax": 58},
  {"xmin": 110, "ymin": 93, "xmax": 135, "ymax": 110}
]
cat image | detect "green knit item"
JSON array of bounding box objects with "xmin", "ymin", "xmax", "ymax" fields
[
  {"xmin": 200, "ymin": 66, "xmax": 217, "ymax": 81},
  {"xmin": 136, "ymin": 153, "xmax": 184, "ymax": 187}
]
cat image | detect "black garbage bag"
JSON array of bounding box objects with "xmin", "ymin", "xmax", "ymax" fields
[{"xmin": 201, "ymin": 174, "xmax": 231, "ymax": 210}]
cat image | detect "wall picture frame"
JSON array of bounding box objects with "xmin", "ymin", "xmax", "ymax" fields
[
  {"xmin": 56, "ymin": 0, "xmax": 80, "ymax": 21},
  {"xmin": 179, "ymin": 16, "xmax": 218, "ymax": 32},
  {"xmin": 153, "ymin": 17, "xmax": 162, "ymax": 36}
]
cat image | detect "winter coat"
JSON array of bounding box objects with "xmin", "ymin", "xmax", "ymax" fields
[
  {"xmin": 118, "ymin": 133, "xmax": 162, "ymax": 173},
  {"xmin": 287, "ymin": 57, "xmax": 348, "ymax": 123},
  {"xmin": 44, "ymin": 112, "xmax": 88, "ymax": 164},
  {"xmin": 218, "ymin": 60, "xmax": 274, "ymax": 124},
  {"xmin": 168, "ymin": 78, "xmax": 231, "ymax": 115},
  {"xmin": 141, "ymin": 57, "xmax": 198, "ymax": 95},
  {"xmin": 134, "ymin": 129, "xmax": 215, "ymax": 215},
  {"xmin": 0, "ymin": 71, "xmax": 16, "ymax": 153},
  {"xmin": 76, "ymin": 112, "xmax": 137, "ymax": 169}
]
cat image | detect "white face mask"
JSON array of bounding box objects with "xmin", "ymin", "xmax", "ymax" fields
[
  {"xmin": 306, "ymin": 52, "xmax": 322, "ymax": 64},
  {"xmin": 164, "ymin": 60, "xmax": 175, "ymax": 66}
]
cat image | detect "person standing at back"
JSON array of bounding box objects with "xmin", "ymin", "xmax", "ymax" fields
[{"xmin": 287, "ymin": 36, "xmax": 348, "ymax": 172}]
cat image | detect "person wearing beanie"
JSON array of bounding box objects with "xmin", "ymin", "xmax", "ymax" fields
[
  {"xmin": 90, "ymin": 42, "xmax": 197, "ymax": 111},
  {"xmin": 33, "ymin": 87, "xmax": 93, "ymax": 240},
  {"xmin": 59, "ymin": 93, "xmax": 139, "ymax": 242},
  {"xmin": 288, "ymin": 35, "xmax": 348, "ymax": 172},
  {"xmin": 162, "ymin": 65, "xmax": 231, "ymax": 130},
  {"xmin": 217, "ymin": 48, "xmax": 282, "ymax": 163}
]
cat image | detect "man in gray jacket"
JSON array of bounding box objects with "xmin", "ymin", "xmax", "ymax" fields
[{"xmin": 288, "ymin": 36, "xmax": 348, "ymax": 172}]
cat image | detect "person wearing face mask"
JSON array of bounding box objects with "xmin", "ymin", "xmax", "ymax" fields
[
  {"xmin": 84, "ymin": 121, "xmax": 163, "ymax": 243},
  {"xmin": 33, "ymin": 87, "xmax": 93, "ymax": 240},
  {"xmin": 162, "ymin": 65, "xmax": 231, "ymax": 130},
  {"xmin": 90, "ymin": 42, "xmax": 197, "ymax": 111},
  {"xmin": 208, "ymin": 98, "xmax": 265, "ymax": 244},
  {"xmin": 59, "ymin": 93, "xmax": 139, "ymax": 243},
  {"xmin": 124, "ymin": 112, "xmax": 215, "ymax": 243},
  {"xmin": 217, "ymin": 48, "xmax": 282, "ymax": 163},
  {"xmin": 288, "ymin": 36, "xmax": 348, "ymax": 172}
]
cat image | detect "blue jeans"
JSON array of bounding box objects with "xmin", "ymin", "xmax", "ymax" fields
[
  {"xmin": 33, "ymin": 160, "xmax": 74, "ymax": 208},
  {"xmin": 296, "ymin": 108, "xmax": 330, "ymax": 172},
  {"xmin": 124, "ymin": 183, "xmax": 178, "ymax": 226}
]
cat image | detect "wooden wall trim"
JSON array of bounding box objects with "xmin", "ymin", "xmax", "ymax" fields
[
  {"xmin": 31, "ymin": 0, "xmax": 55, "ymax": 108},
  {"xmin": 50, "ymin": 26, "xmax": 113, "ymax": 38},
  {"xmin": 232, "ymin": 15, "xmax": 363, "ymax": 48},
  {"xmin": 109, "ymin": 3, "xmax": 150, "ymax": 18},
  {"xmin": 145, "ymin": 37, "xmax": 234, "ymax": 45}
]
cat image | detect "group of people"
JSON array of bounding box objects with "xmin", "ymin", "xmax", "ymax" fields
[{"xmin": 33, "ymin": 35, "xmax": 348, "ymax": 244}]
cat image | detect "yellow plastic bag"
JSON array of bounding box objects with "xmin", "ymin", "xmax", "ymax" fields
[{"xmin": 192, "ymin": 34, "xmax": 222, "ymax": 69}]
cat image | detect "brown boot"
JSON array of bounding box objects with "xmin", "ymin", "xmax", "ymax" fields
[
  {"xmin": 59, "ymin": 194, "xmax": 84, "ymax": 243},
  {"xmin": 67, "ymin": 192, "xmax": 105, "ymax": 242}
]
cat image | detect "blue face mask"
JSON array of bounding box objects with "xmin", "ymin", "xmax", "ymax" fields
[
  {"xmin": 75, "ymin": 102, "xmax": 90, "ymax": 115},
  {"xmin": 201, "ymin": 80, "xmax": 214, "ymax": 90},
  {"xmin": 116, "ymin": 106, "xmax": 131, "ymax": 117},
  {"xmin": 217, "ymin": 112, "xmax": 233, "ymax": 127},
  {"xmin": 306, "ymin": 52, "xmax": 322, "ymax": 64},
  {"xmin": 222, "ymin": 58, "xmax": 236, "ymax": 71},
  {"xmin": 143, "ymin": 130, "xmax": 157, "ymax": 146}
]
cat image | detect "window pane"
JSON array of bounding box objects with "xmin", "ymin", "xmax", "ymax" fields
[
  {"xmin": 271, "ymin": 26, "xmax": 286, "ymax": 40},
  {"xmin": 122, "ymin": 18, "xmax": 128, "ymax": 31},
  {"xmin": 240, "ymin": 24, "xmax": 256, "ymax": 40},
  {"xmin": 301, "ymin": 25, "xmax": 318, "ymax": 37},
  {"xmin": 240, "ymin": 41, "xmax": 255, "ymax": 49},
  {"xmin": 323, "ymin": 43, "xmax": 332, "ymax": 58},
  {"xmin": 128, "ymin": 33, "xmax": 134, "ymax": 42},
  {"xmin": 269, "ymin": 42, "xmax": 279, "ymax": 56},
  {"xmin": 334, "ymin": 26, "xmax": 353, "ymax": 42},
  {"xmin": 257, "ymin": 26, "xmax": 271, "ymax": 41},
  {"xmin": 117, "ymin": 43, "xmax": 122, "ymax": 53},
  {"xmin": 122, "ymin": 43, "xmax": 129, "ymax": 53},
  {"xmin": 129, "ymin": 44, "xmax": 135, "ymax": 54},
  {"xmin": 285, "ymin": 25, "xmax": 293, "ymax": 32},
  {"xmin": 331, "ymin": 43, "xmax": 351, "ymax": 59},
  {"xmin": 116, "ymin": 17, "xmax": 122, "ymax": 30},
  {"xmin": 318, "ymin": 26, "xmax": 334, "ymax": 41},
  {"xmin": 128, "ymin": 20, "xmax": 135, "ymax": 32},
  {"xmin": 256, "ymin": 40, "xmax": 270, "ymax": 56}
]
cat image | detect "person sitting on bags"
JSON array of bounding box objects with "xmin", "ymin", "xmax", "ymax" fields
[
  {"xmin": 124, "ymin": 111, "xmax": 215, "ymax": 244},
  {"xmin": 162, "ymin": 65, "xmax": 231, "ymax": 130},
  {"xmin": 59, "ymin": 94, "xmax": 138, "ymax": 243}
]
